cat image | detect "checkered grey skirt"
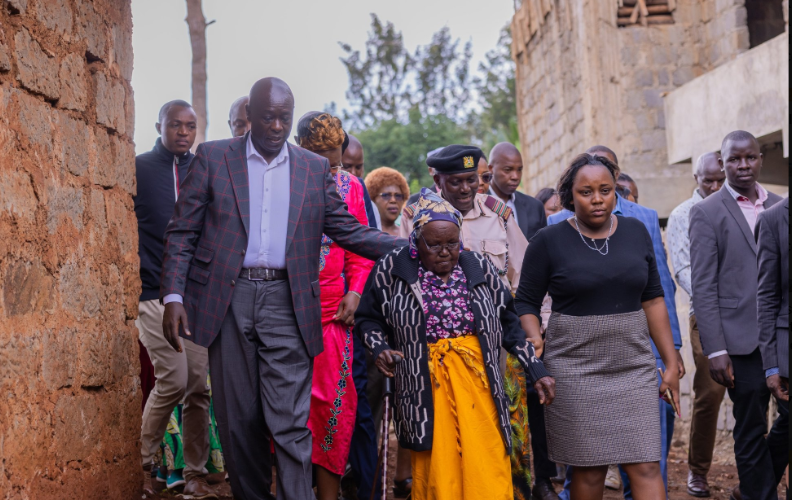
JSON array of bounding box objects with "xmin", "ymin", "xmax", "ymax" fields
[{"xmin": 544, "ymin": 311, "xmax": 661, "ymax": 466}]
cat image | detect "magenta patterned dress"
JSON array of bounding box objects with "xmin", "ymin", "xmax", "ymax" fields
[{"xmin": 307, "ymin": 171, "xmax": 373, "ymax": 475}]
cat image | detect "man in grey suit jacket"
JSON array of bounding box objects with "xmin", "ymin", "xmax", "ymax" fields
[
  {"xmin": 690, "ymin": 130, "xmax": 786, "ymax": 499},
  {"xmin": 756, "ymin": 198, "xmax": 789, "ymax": 396},
  {"xmin": 161, "ymin": 78, "xmax": 404, "ymax": 500}
]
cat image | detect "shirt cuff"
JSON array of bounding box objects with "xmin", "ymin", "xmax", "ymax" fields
[
  {"xmin": 707, "ymin": 350, "xmax": 728, "ymax": 360},
  {"xmin": 765, "ymin": 367, "xmax": 780, "ymax": 378},
  {"xmin": 163, "ymin": 294, "xmax": 183, "ymax": 305}
]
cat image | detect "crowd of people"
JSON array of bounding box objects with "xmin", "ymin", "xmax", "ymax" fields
[{"xmin": 133, "ymin": 77, "xmax": 788, "ymax": 500}]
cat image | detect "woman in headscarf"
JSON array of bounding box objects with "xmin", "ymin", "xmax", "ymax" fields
[
  {"xmin": 355, "ymin": 188, "xmax": 555, "ymax": 500},
  {"xmin": 296, "ymin": 112, "xmax": 374, "ymax": 500}
]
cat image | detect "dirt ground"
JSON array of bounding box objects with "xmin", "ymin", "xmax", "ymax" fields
[{"xmin": 148, "ymin": 427, "xmax": 786, "ymax": 500}]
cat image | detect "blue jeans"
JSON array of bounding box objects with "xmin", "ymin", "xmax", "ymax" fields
[{"xmin": 559, "ymin": 359, "xmax": 674, "ymax": 500}]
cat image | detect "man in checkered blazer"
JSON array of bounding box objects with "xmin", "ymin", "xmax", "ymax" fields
[{"xmin": 159, "ymin": 78, "xmax": 404, "ymax": 500}]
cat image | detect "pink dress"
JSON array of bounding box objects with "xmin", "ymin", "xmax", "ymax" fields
[{"xmin": 308, "ymin": 170, "xmax": 373, "ymax": 474}]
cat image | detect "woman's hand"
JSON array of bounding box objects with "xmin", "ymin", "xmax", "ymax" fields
[
  {"xmin": 534, "ymin": 376, "xmax": 555, "ymax": 405},
  {"xmin": 659, "ymin": 367, "xmax": 681, "ymax": 417},
  {"xmin": 334, "ymin": 292, "xmax": 361, "ymax": 326},
  {"xmin": 527, "ymin": 334, "xmax": 544, "ymax": 358},
  {"xmin": 376, "ymin": 350, "xmax": 405, "ymax": 378}
]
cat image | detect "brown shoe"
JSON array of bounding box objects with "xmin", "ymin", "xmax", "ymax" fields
[
  {"xmin": 729, "ymin": 486, "xmax": 742, "ymax": 500},
  {"xmin": 141, "ymin": 464, "xmax": 157, "ymax": 497},
  {"xmin": 178, "ymin": 475, "xmax": 218, "ymax": 500},
  {"xmin": 687, "ymin": 471, "xmax": 711, "ymax": 497}
]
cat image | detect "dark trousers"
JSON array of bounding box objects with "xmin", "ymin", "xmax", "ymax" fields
[
  {"xmin": 688, "ymin": 314, "xmax": 727, "ymax": 475},
  {"xmin": 209, "ymin": 278, "xmax": 315, "ymax": 500},
  {"xmin": 527, "ymin": 381, "xmax": 556, "ymax": 484},
  {"xmin": 346, "ymin": 330, "xmax": 382, "ymax": 499},
  {"xmin": 729, "ymin": 349, "xmax": 789, "ymax": 500}
]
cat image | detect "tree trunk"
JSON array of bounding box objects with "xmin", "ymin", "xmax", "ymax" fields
[{"xmin": 185, "ymin": 0, "xmax": 209, "ymax": 149}]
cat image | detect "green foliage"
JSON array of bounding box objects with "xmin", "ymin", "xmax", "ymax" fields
[
  {"xmin": 471, "ymin": 27, "xmax": 520, "ymax": 153},
  {"xmin": 355, "ymin": 107, "xmax": 471, "ymax": 188},
  {"xmin": 337, "ymin": 16, "xmax": 519, "ymax": 186}
]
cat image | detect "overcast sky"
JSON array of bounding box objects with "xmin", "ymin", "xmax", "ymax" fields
[{"xmin": 130, "ymin": 0, "xmax": 515, "ymax": 153}]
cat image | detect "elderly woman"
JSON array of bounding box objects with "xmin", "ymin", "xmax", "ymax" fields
[
  {"xmin": 355, "ymin": 189, "xmax": 555, "ymax": 500},
  {"xmin": 365, "ymin": 166, "xmax": 410, "ymax": 236},
  {"xmin": 296, "ymin": 112, "xmax": 374, "ymax": 500}
]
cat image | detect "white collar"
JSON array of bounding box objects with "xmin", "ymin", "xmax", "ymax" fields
[
  {"xmin": 246, "ymin": 134, "xmax": 289, "ymax": 167},
  {"xmin": 489, "ymin": 186, "xmax": 516, "ymax": 204}
]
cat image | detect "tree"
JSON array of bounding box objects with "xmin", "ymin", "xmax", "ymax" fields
[
  {"xmin": 339, "ymin": 15, "xmax": 475, "ymax": 131},
  {"xmin": 356, "ymin": 108, "xmax": 471, "ymax": 190},
  {"xmin": 339, "ymin": 15, "xmax": 413, "ymax": 130},
  {"xmin": 471, "ymin": 26, "xmax": 520, "ymax": 152},
  {"xmin": 185, "ymin": 0, "xmax": 214, "ymax": 148}
]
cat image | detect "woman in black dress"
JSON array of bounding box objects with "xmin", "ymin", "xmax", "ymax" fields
[{"xmin": 515, "ymin": 154, "xmax": 680, "ymax": 500}]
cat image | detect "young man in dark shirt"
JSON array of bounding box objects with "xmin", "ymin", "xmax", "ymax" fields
[{"xmin": 134, "ymin": 100, "xmax": 216, "ymax": 499}]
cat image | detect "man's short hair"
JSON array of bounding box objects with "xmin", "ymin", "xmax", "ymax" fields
[
  {"xmin": 617, "ymin": 172, "xmax": 634, "ymax": 183},
  {"xmin": 159, "ymin": 99, "xmax": 193, "ymax": 123},
  {"xmin": 693, "ymin": 151, "xmax": 721, "ymax": 176},
  {"xmin": 585, "ymin": 145, "xmax": 619, "ymax": 166},
  {"xmin": 721, "ymin": 130, "xmax": 759, "ymax": 152}
]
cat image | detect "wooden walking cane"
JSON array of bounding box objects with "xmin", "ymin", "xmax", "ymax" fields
[{"xmin": 371, "ymin": 354, "xmax": 402, "ymax": 500}]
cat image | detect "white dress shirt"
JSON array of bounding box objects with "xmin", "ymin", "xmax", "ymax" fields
[
  {"xmin": 242, "ymin": 135, "xmax": 290, "ymax": 269},
  {"xmin": 666, "ymin": 188, "xmax": 704, "ymax": 311},
  {"xmin": 163, "ymin": 137, "xmax": 291, "ymax": 305}
]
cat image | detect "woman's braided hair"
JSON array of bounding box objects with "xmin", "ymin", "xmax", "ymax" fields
[
  {"xmin": 296, "ymin": 112, "xmax": 345, "ymax": 152},
  {"xmin": 556, "ymin": 153, "xmax": 620, "ymax": 212}
]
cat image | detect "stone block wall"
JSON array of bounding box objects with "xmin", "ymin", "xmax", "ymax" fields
[
  {"xmin": 512, "ymin": 0, "xmax": 758, "ymax": 215},
  {"xmin": 0, "ymin": 0, "xmax": 140, "ymax": 498},
  {"xmin": 513, "ymin": 0, "xmax": 585, "ymax": 193}
]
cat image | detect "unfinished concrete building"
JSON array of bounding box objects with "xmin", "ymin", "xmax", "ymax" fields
[
  {"xmin": 0, "ymin": 0, "xmax": 140, "ymax": 498},
  {"xmin": 511, "ymin": 0, "xmax": 789, "ymax": 217},
  {"xmin": 511, "ymin": 0, "xmax": 789, "ymax": 436}
]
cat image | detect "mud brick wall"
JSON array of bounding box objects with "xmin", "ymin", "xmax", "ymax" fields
[{"xmin": 0, "ymin": 0, "xmax": 140, "ymax": 498}]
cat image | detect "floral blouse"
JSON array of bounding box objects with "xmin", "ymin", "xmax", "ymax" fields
[{"xmin": 418, "ymin": 263, "xmax": 477, "ymax": 343}]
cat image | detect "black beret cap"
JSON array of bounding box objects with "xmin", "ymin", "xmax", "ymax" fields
[{"xmin": 426, "ymin": 144, "xmax": 484, "ymax": 175}]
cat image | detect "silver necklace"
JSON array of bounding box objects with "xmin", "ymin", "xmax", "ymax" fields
[{"xmin": 573, "ymin": 215, "xmax": 614, "ymax": 255}]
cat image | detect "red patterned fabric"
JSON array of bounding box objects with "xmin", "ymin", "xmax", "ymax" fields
[
  {"xmin": 309, "ymin": 172, "xmax": 371, "ymax": 473},
  {"xmin": 160, "ymin": 135, "xmax": 402, "ymax": 356}
]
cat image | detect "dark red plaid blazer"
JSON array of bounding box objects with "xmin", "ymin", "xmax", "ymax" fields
[{"xmin": 160, "ymin": 134, "xmax": 404, "ymax": 356}]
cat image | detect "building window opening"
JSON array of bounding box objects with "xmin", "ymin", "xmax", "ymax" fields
[
  {"xmin": 746, "ymin": 0, "xmax": 786, "ymax": 48},
  {"xmin": 617, "ymin": 0, "xmax": 675, "ymax": 27}
]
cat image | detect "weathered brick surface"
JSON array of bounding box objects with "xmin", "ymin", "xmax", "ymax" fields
[
  {"xmin": 0, "ymin": 42, "xmax": 10, "ymax": 71},
  {"xmin": 14, "ymin": 27, "xmax": 59, "ymax": 100},
  {"xmin": 35, "ymin": 0, "xmax": 73, "ymax": 38},
  {"xmin": 94, "ymin": 70, "xmax": 126, "ymax": 133},
  {"xmin": 58, "ymin": 53, "xmax": 87, "ymax": 111},
  {"xmin": 0, "ymin": 1, "xmax": 140, "ymax": 498}
]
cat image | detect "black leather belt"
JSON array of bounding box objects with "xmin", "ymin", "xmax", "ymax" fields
[{"xmin": 239, "ymin": 268, "xmax": 287, "ymax": 281}]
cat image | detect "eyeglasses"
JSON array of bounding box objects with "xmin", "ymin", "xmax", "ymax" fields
[
  {"xmin": 420, "ymin": 234, "xmax": 460, "ymax": 254},
  {"xmin": 479, "ymin": 173, "xmax": 493, "ymax": 183},
  {"xmin": 379, "ymin": 193, "xmax": 405, "ymax": 202}
]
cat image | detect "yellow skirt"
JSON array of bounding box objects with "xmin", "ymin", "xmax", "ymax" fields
[{"xmin": 411, "ymin": 335, "xmax": 513, "ymax": 500}]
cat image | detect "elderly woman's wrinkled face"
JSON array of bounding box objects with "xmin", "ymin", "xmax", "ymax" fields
[{"xmin": 417, "ymin": 220, "xmax": 461, "ymax": 279}]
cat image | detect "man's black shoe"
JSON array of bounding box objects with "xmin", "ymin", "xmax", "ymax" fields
[{"xmin": 532, "ymin": 479, "xmax": 560, "ymax": 500}]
